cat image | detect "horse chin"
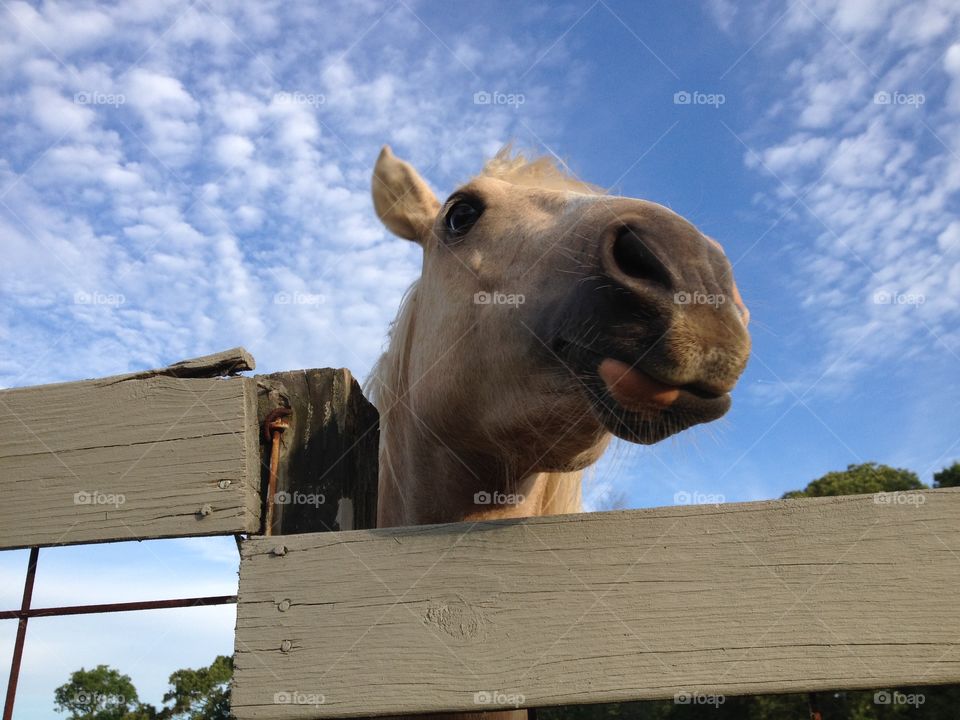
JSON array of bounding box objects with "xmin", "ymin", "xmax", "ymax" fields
[
  {"xmin": 592, "ymin": 394, "xmax": 731, "ymax": 444},
  {"xmin": 537, "ymin": 436, "xmax": 611, "ymax": 473}
]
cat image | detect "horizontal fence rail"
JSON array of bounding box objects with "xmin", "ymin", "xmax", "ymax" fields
[
  {"xmin": 232, "ymin": 489, "xmax": 960, "ymax": 718},
  {"xmin": 4, "ymin": 349, "xmax": 959, "ymax": 719},
  {"xmin": 0, "ymin": 348, "xmax": 262, "ymax": 548}
]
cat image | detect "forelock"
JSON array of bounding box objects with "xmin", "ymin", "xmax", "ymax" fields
[{"xmin": 476, "ymin": 146, "xmax": 605, "ymax": 195}]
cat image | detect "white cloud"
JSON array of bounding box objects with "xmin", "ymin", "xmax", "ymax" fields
[
  {"xmin": 212, "ymin": 90, "xmax": 264, "ymax": 133},
  {"xmin": 823, "ymin": 121, "xmax": 914, "ymax": 189},
  {"xmin": 939, "ymin": 221, "xmax": 960, "ymax": 253},
  {"xmin": 733, "ymin": 0, "xmax": 960, "ymax": 395},
  {"xmin": 756, "ymin": 134, "xmax": 833, "ymax": 175},
  {"xmin": 799, "ymin": 79, "xmax": 861, "ymax": 128},
  {"xmin": 30, "ymin": 86, "xmax": 95, "ymax": 136},
  {"xmin": 830, "ymin": 0, "xmax": 895, "ymax": 34},
  {"xmin": 42, "ymin": 144, "xmax": 144, "ymax": 189},
  {"xmin": 124, "ymin": 68, "xmax": 197, "ymax": 116},
  {"xmin": 705, "ymin": 0, "xmax": 737, "ymax": 33},
  {"xmin": 889, "ymin": 2, "xmax": 953, "ymax": 45},
  {"xmin": 946, "ymin": 43, "xmax": 960, "ymax": 75},
  {"xmin": 945, "ymin": 43, "xmax": 960, "ymax": 110},
  {"xmin": 213, "ymin": 133, "xmax": 255, "ymax": 166},
  {"xmin": 123, "ymin": 68, "xmax": 200, "ymax": 166},
  {"xmin": 0, "ymin": 0, "xmax": 564, "ymax": 393},
  {"xmin": 4, "ymin": 0, "xmax": 115, "ymax": 56}
]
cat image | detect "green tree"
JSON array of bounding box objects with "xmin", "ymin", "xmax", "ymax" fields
[
  {"xmin": 55, "ymin": 657, "xmax": 232, "ymax": 720},
  {"xmin": 933, "ymin": 461, "xmax": 960, "ymax": 488},
  {"xmin": 161, "ymin": 655, "xmax": 233, "ymax": 720},
  {"xmin": 782, "ymin": 462, "xmax": 923, "ymax": 498},
  {"xmin": 53, "ymin": 665, "xmax": 148, "ymax": 720}
]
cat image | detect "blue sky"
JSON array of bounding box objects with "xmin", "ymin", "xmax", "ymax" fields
[{"xmin": 1, "ymin": 0, "xmax": 959, "ymax": 717}]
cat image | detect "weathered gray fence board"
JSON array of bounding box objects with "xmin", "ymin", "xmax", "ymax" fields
[
  {"xmin": 232, "ymin": 489, "xmax": 960, "ymax": 718},
  {"xmin": 0, "ymin": 349, "xmax": 261, "ymax": 548}
]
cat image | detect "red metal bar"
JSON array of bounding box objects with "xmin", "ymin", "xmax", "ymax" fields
[
  {"xmin": 0, "ymin": 594, "xmax": 237, "ymax": 620},
  {"xmin": 4, "ymin": 547, "xmax": 39, "ymax": 720}
]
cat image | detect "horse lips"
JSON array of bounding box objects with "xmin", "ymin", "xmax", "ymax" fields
[{"xmin": 598, "ymin": 358, "xmax": 680, "ymax": 410}]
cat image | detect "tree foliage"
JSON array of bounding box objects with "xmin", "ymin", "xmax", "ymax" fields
[
  {"xmin": 162, "ymin": 655, "xmax": 232, "ymax": 720},
  {"xmin": 55, "ymin": 657, "xmax": 232, "ymax": 720},
  {"xmin": 781, "ymin": 462, "xmax": 923, "ymax": 498},
  {"xmin": 53, "ymin": 665, "xmax": 145, "ymax": 720},
  {"xmin": 933, "ymin": 461, "xmax": 960, "ymax": 488}
]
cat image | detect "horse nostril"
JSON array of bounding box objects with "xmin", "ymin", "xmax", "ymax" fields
[{"xmin": 611, "ymin": 226, "xmax": 673, "ymax": 290}]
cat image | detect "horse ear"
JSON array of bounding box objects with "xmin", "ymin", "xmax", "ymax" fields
[{"xmin": 371, "ymin": 146, "xmax": 440, "ymax": 243}]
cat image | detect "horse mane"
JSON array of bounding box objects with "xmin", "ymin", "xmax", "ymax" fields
[
  {"xmin": 366, "ymin": 281, "xmax": 420, "ymax": 523},
  {"xmin": 366, "ymin": 282, "xmax": 418, "ymax": 413},
  {"xmin": 477, "ymin": 146, "xmax": 606, "ymax": 195}
]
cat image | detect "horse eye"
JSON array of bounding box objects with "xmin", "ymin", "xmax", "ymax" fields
[{"xmin": 445, "ymin": 199, "xmax": 483, "ymax": 238}]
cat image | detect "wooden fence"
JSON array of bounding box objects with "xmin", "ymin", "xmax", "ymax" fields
[{"xmin": 1, "ymin": 348, "xmax": 957, "ymax": 718}]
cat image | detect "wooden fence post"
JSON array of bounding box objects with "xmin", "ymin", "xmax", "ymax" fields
[
  {"xmin": 234, "ymin": 368, "xmax": 380, "ymax": 719},
  {"xmin": 254, "ymin": 368, "xmax": 379, "ymax": 535}
]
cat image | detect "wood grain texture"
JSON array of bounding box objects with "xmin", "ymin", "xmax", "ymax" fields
[
  {"xmin": 0, "ymin": 358, "xmax": 261, "ymax": 548},
  {"xmin": 254, "ymin": 368, "xmax": 379, "ymax": 535},
  {"xmin": 232, "ymin": 489, "xmax": 960, "ymax": 718}
]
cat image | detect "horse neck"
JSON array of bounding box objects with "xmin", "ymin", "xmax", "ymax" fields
[
  {"xmin": 373, "ymin": 385, "xmax": 579, "ymax": 720},
  {"xmin": 375, "ymin": 398, "xmax": 583, "ymax": 528}
]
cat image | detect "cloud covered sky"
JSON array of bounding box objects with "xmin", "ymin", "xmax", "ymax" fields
[{"xmin": 1, "ymin": 0, "xmax": 959, "ymax": 717}]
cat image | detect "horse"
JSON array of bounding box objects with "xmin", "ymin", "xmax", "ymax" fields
[{"xmin": 367, "ymin": 145, "xmax": 751, "ymax": 720}]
